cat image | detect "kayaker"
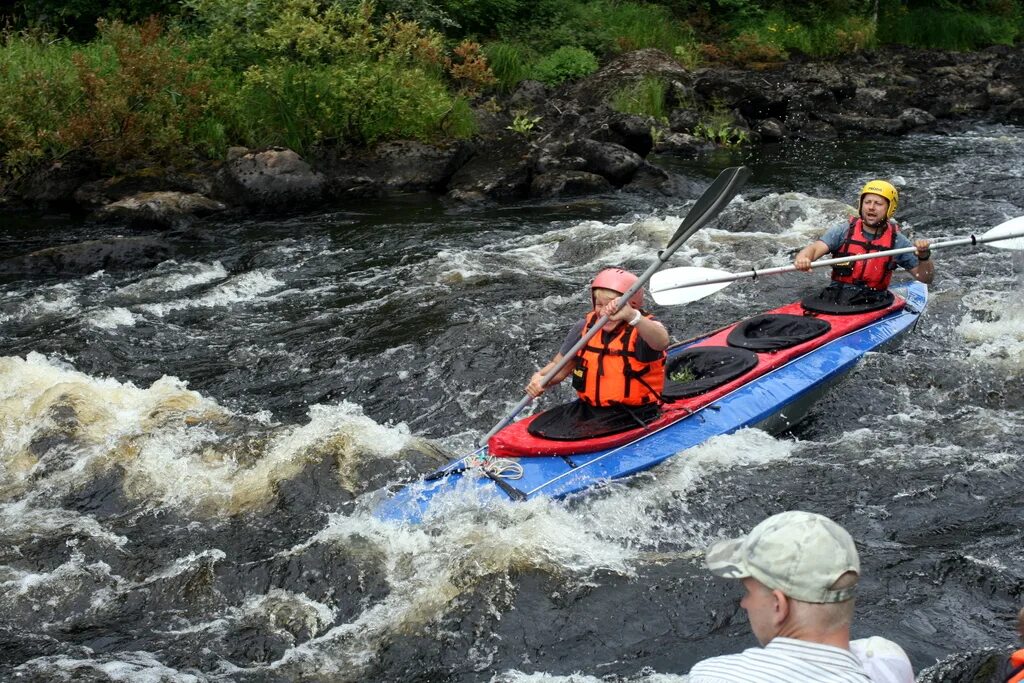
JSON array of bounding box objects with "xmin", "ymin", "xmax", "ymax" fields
[
  {"xmin": 794, "ymin": 180, "xmax": 934, "ymax": 293},
  {"xmin": 687, "ymin": 510, "xmax": 913, "ymax": 683},
  {"xmin": 997, "ymin": 607, "xmax": 1024, "ymax": 683},
  {"xmin": 523, "ymin": 267, "xmax": 669, "ymax": 439}
]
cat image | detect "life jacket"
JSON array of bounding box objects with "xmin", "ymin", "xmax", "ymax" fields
[
  {"xmin": 831, "ymin": 217, "xmax": 899, "ymax": 291},
  {"xmin": 572, "ymin": 311, "xmax": 666, "ymax": 408},
  {"xmin": 1007, "ymin": 648, "xmax": 1024, "ymax": 683}
]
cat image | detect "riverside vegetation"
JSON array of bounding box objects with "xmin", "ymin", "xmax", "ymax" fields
[{"xmin": 1, "ymin": 0, "xmax": 1023, "ymax": 200}]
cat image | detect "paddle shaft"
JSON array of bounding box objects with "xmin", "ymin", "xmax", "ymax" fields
[
  {"xmin": 659, "ymin": 228, "xmax": 1024, "ymax": 292},
  {"xmin": 478, "ymin": 166, "xmax": 751, "ymax": 447}
]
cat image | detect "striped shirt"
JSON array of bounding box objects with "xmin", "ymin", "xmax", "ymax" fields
[{"xmin": 687, "ymin": 637, "xmax": 873, "ymax": 683}]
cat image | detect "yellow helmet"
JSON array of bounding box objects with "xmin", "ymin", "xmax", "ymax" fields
[{"xmin": 859, "ymin": 180, "xmax": 899, "ymax": 218}]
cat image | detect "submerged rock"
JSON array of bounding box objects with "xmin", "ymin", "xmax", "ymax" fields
[
  {"xmin": 0, "ymin": 236, "xmax": 173, "ymax": 276},
  {"xmin": 93, "ymin": 191, "xmax": 226, "ymax": 229}
]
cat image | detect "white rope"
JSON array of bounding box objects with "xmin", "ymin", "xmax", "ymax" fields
[{"xmin": 483, "ymin": 457, "xmax": 524, "ymax": 480}]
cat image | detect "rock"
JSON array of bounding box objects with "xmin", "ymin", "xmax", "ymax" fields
[
  {"xmin": 669, "ymin": 108, "xmax": 701, "ymax": 134},
  {"xmin": 322, "ymin": 140, "xmax": 471, "ymax": 197},
  {"xmin": 590, "ymin": 113, "xmax": 656, "ymax": 157},
  {"xmin": 75, "ymin": 169, "xmax": 214, "ymax": 210},
  {"xmin": 899, "ymin": 107, "xmax": 937, "ymax": 128},
  {"xmin": 756, "ymin": 118, "xmax": 787, "ymax": 141},
  {"xmin": 623, "ymin": 162, "xmax": 699, "ymax": 197},
  {"xmin": 11, "ymin": 157, "xmax": 100, "ymax": 207},
  {"xmin": 508, "ymin": 80, "xmax": 549, "ymax": 110},
  {"xmin": 565, "ymin": 139, "xmax": 642, "ymax": 185},
  {"xmin": 446, "ymin": 138, "xmax": 532, "ymax": 202},
  {"xmin": 93, "ymin": 191, "xmax": 226, "ymax": 229},
  {"xmin": 214, "ymin": 147, "xmax": 325, "ymax": 210},
  {"xmin": 570, "ymin": 48, "xmax": 690, "ymax": 107},
  {"xmin": 530, "ymin": 171, "xmax": 613, "ymax": 198},
  {"xmin": 653, "ymin": 131, "xmax": 709, "ymax": 156},
  {"xmin": 0, "ymin": 236, "xmax": 173, "ymax": 276}
]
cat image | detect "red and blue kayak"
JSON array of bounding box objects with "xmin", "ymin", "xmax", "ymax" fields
[{"xmin": 376, "ymin": 281, "xmax": 927, "ymax": 523}]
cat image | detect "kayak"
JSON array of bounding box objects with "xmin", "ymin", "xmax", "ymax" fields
[{"xmin": 376, "ymin": 281, "xmax": 928, "ymax": 523}]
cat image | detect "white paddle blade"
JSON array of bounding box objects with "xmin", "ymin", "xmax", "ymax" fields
[
  {"xmin": 983, "ymin": 216, "xmax": 1024, "ymax": 250},
  {"xmin": 650, "ymin": 266, "xmax": 734, "ymax": 305}
]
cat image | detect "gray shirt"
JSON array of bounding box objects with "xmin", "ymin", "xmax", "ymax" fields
[{"xmin": 819, "ymin": 221, "xmax": 919, "ymax": 271}]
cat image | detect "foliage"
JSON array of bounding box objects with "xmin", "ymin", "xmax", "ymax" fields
[
  {"xmin": 578, "ymin": 0, "xmax": 697, "ymax": 54},
  {"xmin": 4, "ymin": 0, "xmax": 182, "ymax": 39},
  {"xmin": 532, "ymin": 46, "xmax": 598, "ymax": 86},
  {"xmin": 220, "ymin": 60, "xmax": 468, "ymax": 152},
  {"xmin": 0, "ymin": 18, "xmax": 211, "ymax": 174},
  {"xmin": 180, "ymin": 0, "xmax": 475, "ymax": 152},
  {"xmin": 507, "ymin": 111, "xmax": 542, "ymax": 134},
  {"xmin": 725, "ymin": 10, "xmax": 875, "ymax": 58},
  {"xmin": 611, "ymin": 77, "xmax": 669, "ymax": 121},
  {"xmin": 482, "ymin": 41, "xmax": 535, "ymax": 93},
  {"xmin": 445, "ymin": 40, "xmax": 497, "ymax": 95},
  {"xmin": 693, "ymin": 105, "xmax": 749, "ymax": 147},
  {"xmin": 877, "ymin": 3, "xmax": 1021, "ymax": 49}
]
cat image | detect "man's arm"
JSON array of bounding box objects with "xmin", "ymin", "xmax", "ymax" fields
[
  {"xmin": 794, "ymin": 240, "xmax": 832, "ymax": 271},
  {"xmin": 909, "ymin": 238, "xmax": 934, "ymax": 284}
]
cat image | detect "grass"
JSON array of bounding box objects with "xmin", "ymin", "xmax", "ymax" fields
[
  {"xmin": 610, "ymin": 77, "xmax": 669, "ymax": 121},
  {"xmin": 482, "ymin": 41, "xmax": 535, "ymax": 93},
  {"xmin": 878, "ymin": 6, "xmax": 1021, "ymax": 50}
]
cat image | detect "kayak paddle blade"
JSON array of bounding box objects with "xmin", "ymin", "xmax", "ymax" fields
[
  {"xmin": 650, "ymin": 266, "xmax": 734, "ymax": 305},
  {"xmin": 983, "ymin": 216, "xmax": 1024, "ymax": 250}
]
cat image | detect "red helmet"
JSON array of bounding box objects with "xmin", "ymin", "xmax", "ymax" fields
[{"xmin": 591, "ymin": 268, "xmax": 643, "ymax": 308}]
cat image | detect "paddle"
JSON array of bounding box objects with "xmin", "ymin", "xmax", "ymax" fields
[
  {"xmin": 477, "ymin": 165, "xmax": 752, "ymax": 447},
  {"xmin": 649, "ymin": 215, "xmax": 1024, "ymax": 305}
]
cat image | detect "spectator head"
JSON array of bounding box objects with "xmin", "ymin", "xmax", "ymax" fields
[
  {"xmin": 706, "ymin": 510, "xmax": 860, "ymax": 603},
  {"xmin": 706, "ymin": 511, "xmax": 860, "ymax": 644}
]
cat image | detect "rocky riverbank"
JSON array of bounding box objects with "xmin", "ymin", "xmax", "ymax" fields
[{"xmin": 2, "ymin": 45, "xmax": 1023, "ymax": 275}]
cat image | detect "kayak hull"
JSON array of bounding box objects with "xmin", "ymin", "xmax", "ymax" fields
[{"xmin": 376, "ymin": 281, "xmax": 927, "ymax": 523}]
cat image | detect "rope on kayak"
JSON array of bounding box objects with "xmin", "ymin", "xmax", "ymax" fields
[{"xmin": 483, "ymin": 457, "xmax": 523, "ymax": 480}]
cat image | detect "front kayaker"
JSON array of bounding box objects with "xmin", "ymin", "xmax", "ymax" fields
[
  {"xmin": 794, "ymin": 180, "xmax": 934, "ymax": 291},
  {"xmin": 524, "ymin": 267, "xmax": 670, "ymax": 439}
]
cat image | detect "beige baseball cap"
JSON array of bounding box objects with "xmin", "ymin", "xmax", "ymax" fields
[{"xmin": 705, "ymin": 510, "xmax": 860, "ymax": 603}]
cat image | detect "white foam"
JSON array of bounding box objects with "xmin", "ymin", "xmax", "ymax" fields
[
  {"xmin": 88, "ymin": 306, "xmax": 138, "ymax": 329},
  {"xmin": 14, "ymin": 651, "xmax": 203, "ymax": 683},
  {"xmin": 140, "ymin": 269, "xmax": 284, "ymax": 316},
  {"xmin": 114, "ymin": 260, "xmax": 229, "ymax": 297},
  {"xmin": 957, "ymin": 289, "xmax": 1024, "ymax": 368}
]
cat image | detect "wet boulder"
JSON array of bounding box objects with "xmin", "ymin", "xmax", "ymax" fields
[
  {"xmin": 214, "ymin": 147, "xmax": 325, "ymax": 210},
  {"xmin": 0, "ymin": 236, "xmax": 173, "ymax": 276},
  {"xmin": 565, "ymin": 138, "xmax": 642, "ymax": 186},
  {"xmin": 323, "ymin": 140, "xmax": 472, "ymax": 197},
  {"xmin": 530, "ymin": 171, "xmax": 612, "ymax": 198},
  {"xmin": 10, "ymin": 157, "xmax": 101, "ymax": 208},
  {"xmin": 589, "ymin": 112, "xmax": 656, "ymax": 157},
  {"xmin": 93, "ymin": 191, "xmax": 226, "ymax": 229},
  {"xmin": 74, "ymin": 167, "xmax": 214, "ymax": 209},
  {"xmin": 446, "ymin": 137, "xmax": 533, "ymax": 203}
]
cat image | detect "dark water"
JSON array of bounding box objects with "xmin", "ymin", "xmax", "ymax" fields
[{"xmin": 2, "ymin": 124, "xmax": 1023, "ymax": 682}]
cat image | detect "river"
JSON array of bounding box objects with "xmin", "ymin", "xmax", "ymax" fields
[{"xmin": 2, "ymin": 123, "xmax": 1023, "ymax": 682}]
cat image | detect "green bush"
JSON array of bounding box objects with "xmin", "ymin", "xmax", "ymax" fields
[
  {"xmin": 532, "ymin": 46, "xmax": 598, "ymax": 86},
  {"xmin": 878, "ymin": 4, "xmax": 1020, "ymax": 49},
  {"xmin": 0, "ymin": 18, "xmax": 212, "ymax": 174},
  {"xmin": 222, "ymin": 61, "xmax": 473, "ymax": 151}
]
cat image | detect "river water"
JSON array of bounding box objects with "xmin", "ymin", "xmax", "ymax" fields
[{"xmin": 2, "ymin": 124, "xmax": 1023, "ymax": 682}]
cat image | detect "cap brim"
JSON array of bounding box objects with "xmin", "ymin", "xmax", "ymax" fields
[{"xmin": 705, "ymin": 537, "xmax": 751, "ymax": 579}]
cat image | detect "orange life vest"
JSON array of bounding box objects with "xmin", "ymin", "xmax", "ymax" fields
[
  {"xmin": 1007, "ymin": 648, "xmax": 1024, "ymax": 683},
  {"xmin": 831, "ymin": 217, "xmax": 899, "ymax": 291},
  {"xmin": 572, "ymin": 311, "xmax": 665, "ymax": 407}
]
